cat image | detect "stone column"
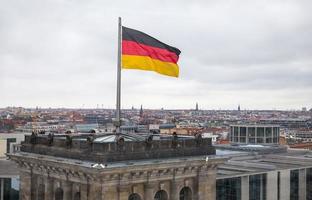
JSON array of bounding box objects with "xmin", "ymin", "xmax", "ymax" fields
[
  {"xmin": 197, "ymin": 168, "xmax": 208, "ymax": 200},
  {"xmin": 80, "ymin": 184, "xmax": 88, "ymax": 200},
  {"xmin": 206, "ymin": 167, "xmax": 217, "ymax": 200},
  {"xmin": 280, "ymin": 170, "xmax": 290, "ymax": 200},
  {"xmin": 266, "ymin": 171, "xmax": 278, "ymax": 200},
  {"xmin": 88, "ymin": 182, "xmax": 102, "ymax": 200},
  {"xmin": 31, "ymin": 174, "xmax": 38, "ymax": 200},
  {"xmin": 20, "ymin": 171, "xmax": 32, "ymax": 200},
  {"xmin": 299, "ymin": 169, "xmax": 306, "ymax": 200},
  {"xmin": 144, "ymin": 183, "xmax": 157, "ymax": 200},
  {"xmin": 119, "ymin": 185, "xmax": 130, "ymax": 200},
  {"xmin": 44, "ymin": 177, "xmax": 54, "ymax": 200},
  {"xmin": 241, "ymin": 176, "xmax": 249, "ymax": 200},
  {"xmin": 63, "ymin": 181, "xmax": 72, "ymax": 200},
  {"xmin": 170, "ymin": 180, "xmax": 180, "ymax": 200},
  {"xmin": 102, "ymin": 186, "xmax": 118, "ymax": 200}
]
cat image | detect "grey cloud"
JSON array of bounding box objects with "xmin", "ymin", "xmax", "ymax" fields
[{"xmin": 1, "ymin": 0, "xmax": 312, "ymax": 109}]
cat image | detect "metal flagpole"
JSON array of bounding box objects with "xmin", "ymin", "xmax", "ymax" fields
[{"xmin": 116, "ymin": 17, "xmax": 122, "ymax": 134}]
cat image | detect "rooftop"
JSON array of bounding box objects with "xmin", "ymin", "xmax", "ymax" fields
[
  {"xmin": 18, "ymin": 132, "xmax": 216, "ymax": 163},
  {"xmin": 215, "ymin": 146, "xmax": 312, "ymax": 179}
]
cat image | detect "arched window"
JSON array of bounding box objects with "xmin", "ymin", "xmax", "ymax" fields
[
  {"xmin": 38, "ymin": 184, "xmax": 45, "ymax": 200},
  {"xmin": 128, "ymin": 193, "xmax": 142, "ymax": 200},
  {"xmin": 154, "ymin": 190, "xmax": 168, "ymax": 200},
  {"xmin": 55, "ymin": 188, "xmax": 64, "ymax": 200},
  {"xmin": 180, "ymin": 187, "xmax": 192, "ymax": 200},
  {"xmin": 74, "ymin": 192, "xmax": 81, "ymax": 200}
]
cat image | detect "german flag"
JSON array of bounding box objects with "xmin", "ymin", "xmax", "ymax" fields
[{"xmin": 122, "ymin": 26, "xmax": 181, "ymax": 77}]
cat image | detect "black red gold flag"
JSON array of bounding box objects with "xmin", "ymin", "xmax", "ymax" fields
[{"xmin": 122, "ymin": 26, "xmax": 181, "ymax": 77}]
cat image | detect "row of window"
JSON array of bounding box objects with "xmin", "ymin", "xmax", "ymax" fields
[
  {"xmin": 53, "ymin": 186, "xmax": 192, "ymax": 200},
  {"xmin": 217, "ymin": 168, "xmax": 312, "ymax": 200},
  {"xmin": 231, "ymin": 127, "xmax": 279, "ymax": 137},
  {"xmin": 231, "ymin": 137, "xmax": 278, "ymax": 143}
]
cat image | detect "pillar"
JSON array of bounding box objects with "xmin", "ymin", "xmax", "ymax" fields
[
  {"xmin": 44, "ymin": 177, "xmax": 53, "ymax": 200},
  {"xmin": 206, "ymin": 167, "xmax": 217, "ymax": 200},
  {"xmin": 299, "ymin": 169, "xmax": 306, "ymax": 200},
  {"xmin": 280, "ymin": 170, "xmax": 290, "ymax": 200},
  {"xmin": 80, "ymin": 184, "xmax": 88, "ymax": 200},
  {"xmin": 119, "ymin": 185, "xmax": 130, "ymax": 200},
  {"xmin": 170, "ymin": 180, "xmax": 180, "ymax": 200},
  {"xmin": 102, "ymin": 186, "xmax": 118, "ymax": 200},
  {"xmin": 63, "ymin": 181, "xmax": 72, "ymax": 200},
  {"xmin": 88, "ymin": 182, "xmax": 102, "ymax": 200},
  {"xmin": 20, "ymin": 171, "xmax": 32, "ymax": 200},
  {"xmin": 144, "ymin": 183, "xmax": 156, "ymax": 200},
  {"xmin": 241, "ymin": 176, "xmax": 249, "ymax": 200},
  {"xmin": 266, "ymin": 171, "xmax": 278, "ymax": 200}
]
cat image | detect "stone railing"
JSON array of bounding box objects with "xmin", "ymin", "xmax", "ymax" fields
[{"xmin": 21, "ymin": 134, "xmax": 215, "ymax": 163}]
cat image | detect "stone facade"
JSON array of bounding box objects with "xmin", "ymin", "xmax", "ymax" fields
[
  {"xmin": 10, "ymin": 152, "xmax": 224, "ymax": 200},
  {"xmin": 9, "ymin": 134, "xmax": 225, "ymax": 200}
]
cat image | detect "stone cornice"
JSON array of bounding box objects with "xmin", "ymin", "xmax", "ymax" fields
[{"xmin": 8, "ymin": 152, "xmax": 227, "ymax": 185}]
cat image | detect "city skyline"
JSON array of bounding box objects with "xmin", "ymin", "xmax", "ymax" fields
[{"xmin": 1, "ymin": 0, "xmax": 312, "ymax": 110}]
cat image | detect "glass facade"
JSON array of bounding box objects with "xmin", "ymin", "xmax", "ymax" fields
[
  {"xmin": 230, "ymin": 125, "xmax": 279, "ymax": 144},
  {"xmin": 307, "ymin": 168, "xmax": 312, "ymax": 200},
  {"xmin": 216, "ymin": 177, "xmax": 241, "ymax": 200},
  {"xmin": 249, "ymin": 174, "xmax": 266, "ymax": 200},
  {"xmin": 0, "ymin": 178, "xmax": 19, "ymax": 200},
  {"xmin": 290, "ymin": 170, "xmax": 299, "ymax": 200}
]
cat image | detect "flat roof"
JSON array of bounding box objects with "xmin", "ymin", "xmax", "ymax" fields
[{"xmin": 216, "ymin": 149, "xmax": 312, "ymax": 179}]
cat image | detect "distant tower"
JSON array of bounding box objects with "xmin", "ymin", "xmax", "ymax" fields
[
  {"xmin": 196, "ymin": 102, "xmax": 199, "ymax": 111},
  {"xmin": 140, "ymin": 105, "xmax": 143, "ymax": 117},
  {"xmin": 238, "ymin": 104, "xmax": 241, "ymax": 111}
]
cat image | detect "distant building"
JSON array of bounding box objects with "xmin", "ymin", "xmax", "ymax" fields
[
  {"xmin": 84, "ymin": 114, "xmax": 111, "ymax": 125},
  {"xmin": 139, "ymin": 105, "xmax": 143, "ymax": 118},
  {"xmin": 229, "ymin": 124, "xmax": 280, "ymax": 144},
  {"xmin": 215, "ymin": 145, "xmax": 312, "ymax": 200}
]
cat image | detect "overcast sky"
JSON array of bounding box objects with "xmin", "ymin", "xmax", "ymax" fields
[{"xmin": 1, "ymin": 0, "xmax": 311, "ymax": 110}]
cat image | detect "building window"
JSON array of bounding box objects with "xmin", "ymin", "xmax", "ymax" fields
[
  {"xmin": 248, "ymin": 128, "xmax": 255, "ymax": 137},
  {"xmin": 0, "ymin": 178, "xmax": 19, "ymax": 200},
  {"xmin": 55, "ymin": 188, "xmax": 64, "ymax": 200},
  {"xmin": 216, "ymin": 177, "xmax": 241, "ymax": 200},
  {"xmin": 249, "ymin": 174, "xmax": 266, "ymax": 200},
  {"xmin": 240, "ymin": 127, "xmax": 246, "ymax": 137},
  {"xmin": 273, "ymin": 128, "xmax": 279, "ymax": 137},
  {"xmin": 257, "ymin": 128, "xmax": 264, "ymax": 137},
  {"xmin": 290, "ymin": 170, "xmax": 299, "ymax": 200},
  {"xmin": 265, "ymin": 128, "xmax": 272, "ymax": 137},
  {"xmin": 154, "ymin": 190, "xmax": 168, "ymax": 200},
  {"xmin": 240, "ymin": 137, "xmax": 246, "ymax": 143},
  {"xmin": 74, "ymin": 192, "xmax": 81, "ymax": 200},
  {"xmin": 257, "ymin": 138, "xmax": 264, "ymax": 144},
  {"xmin": 234, "ymin": 127, "xmax": 239, "ymax": 137},
  {"xmin": 6, "ymin": 138, "xmax": 16, "ymax": 153},
  {"xmin": 129, "ymin": 193, "xmax": 141, "ymax": 200},
  {"xmin": 249, "ymin": 138, "xmax": 256, "ymax": 144},
  {"xmin": 179, "ymin": 187, "xmax": 192, "ymax": 200}
]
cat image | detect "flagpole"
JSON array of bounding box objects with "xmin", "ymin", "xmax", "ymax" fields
[{"xmin": 116, "ymin": 17, "xmax": 122, "ymax": 134}]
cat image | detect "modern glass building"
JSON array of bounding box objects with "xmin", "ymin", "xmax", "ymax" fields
[
  {"xmin": 229, "ymin": 124, "xmax": 280, "ymax": 144},
  {"xmin": 0, "ymin": 177, "xmax": 19, "ymax": 200}
]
